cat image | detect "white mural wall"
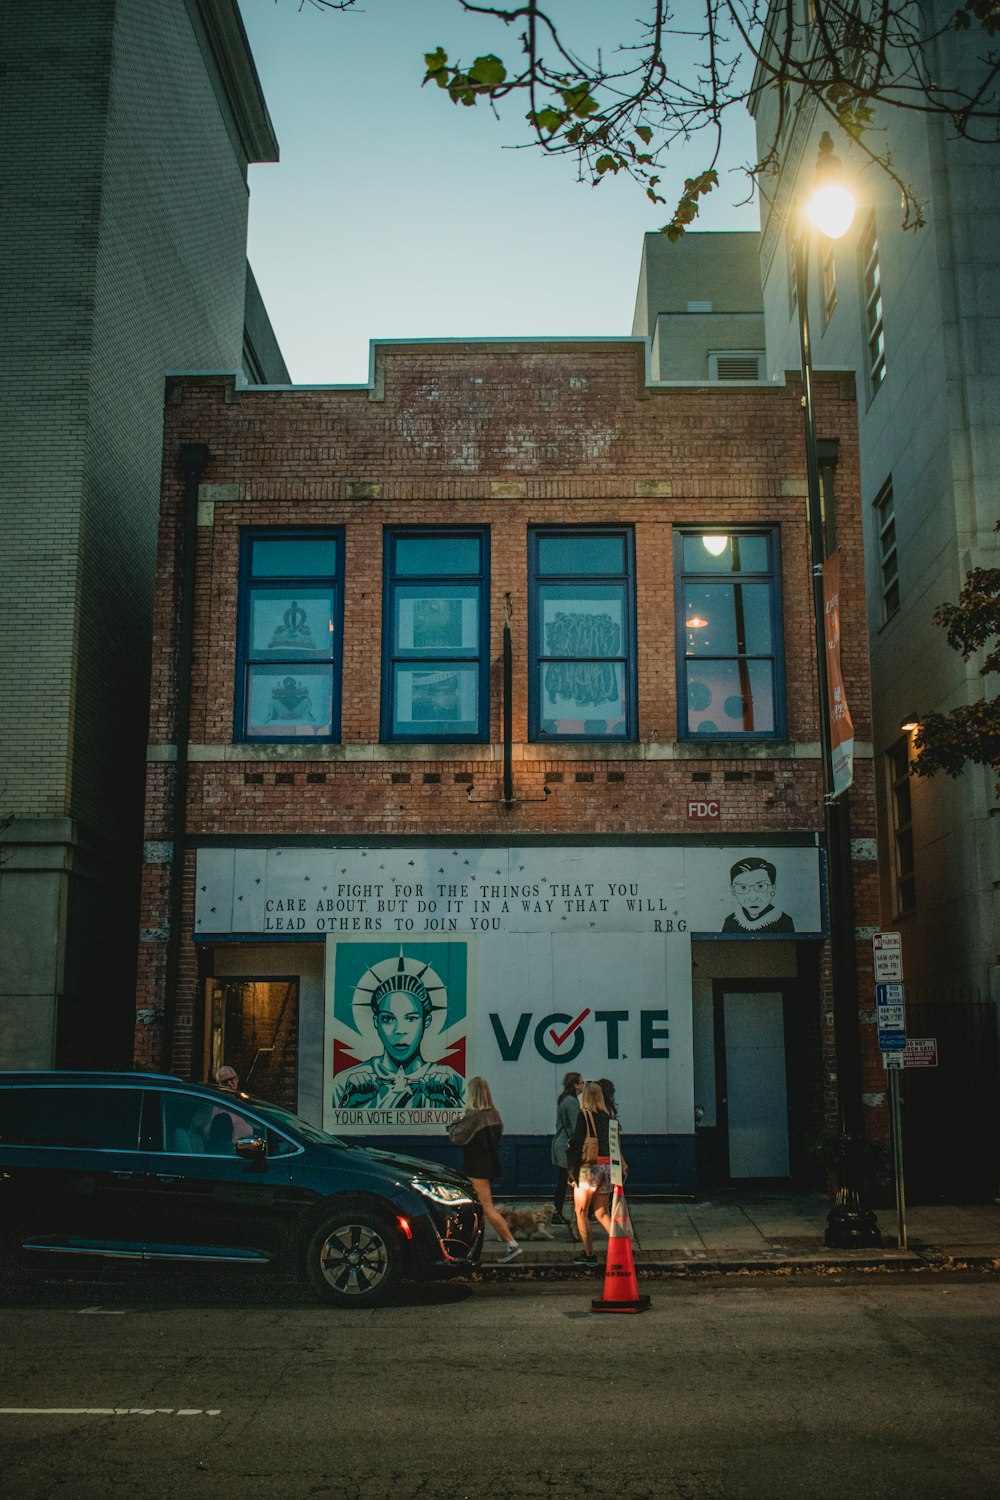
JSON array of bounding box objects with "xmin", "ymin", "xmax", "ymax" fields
[{"xmin": 196, "ymin": 844, "xmax": 823, "ymax": 1137}]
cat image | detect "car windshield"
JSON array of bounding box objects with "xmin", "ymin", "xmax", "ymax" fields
[{"xmin": 230, "ymin": 1094, "xmax": 349, "ymax": 1148}]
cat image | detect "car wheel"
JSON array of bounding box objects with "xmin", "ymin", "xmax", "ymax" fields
[{"xmin": 304, "ymin": 1209, "xmax": 401, "ymax": 1306}]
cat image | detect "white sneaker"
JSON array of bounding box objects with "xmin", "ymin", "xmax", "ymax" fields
[{"xmin": 497, "ymin": 1240, "xmax": 523, "ymax": 1263}]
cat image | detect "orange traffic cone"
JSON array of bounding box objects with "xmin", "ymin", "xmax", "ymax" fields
[{"xmin": 591, "ymin": 1185, "xmax": 651, "ymax": 1314}]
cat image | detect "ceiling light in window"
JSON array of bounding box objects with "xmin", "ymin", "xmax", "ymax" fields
[{"xmin": 702, "ymin": 535, "xmax": 728, "ymax": 556}]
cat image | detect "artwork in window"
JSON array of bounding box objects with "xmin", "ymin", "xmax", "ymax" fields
[
  {"xmin": 250, "ymin": 590, "xmax": 334, "ymax": 657},
  {"xmin": 396, "ymin": 594, "xmax": 478, "ymax": 652},
  {"xmin": 247, "ymin": 665, "xmax": 333, "ymax": 737},
  {"xmin": 686, "ymin": 661, "xmax": 775, "ymax": 735},
  {"xmin": 393, "ymin": 665, "xmax": 478, "ymax": 733}
]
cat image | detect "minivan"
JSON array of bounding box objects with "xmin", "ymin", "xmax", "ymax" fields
[{"xmin": 0, "ymin": 1072, "xmax": 483, "ymax": 1305}]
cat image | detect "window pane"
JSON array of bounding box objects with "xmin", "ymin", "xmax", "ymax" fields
[
  {"xmin": 685, "ymin": 661, "xmax": 775, "ymax": 734},
  {"xmin": 249, "ymin": 588, "xmax": 335, "ymax": 659},
  {"xmin": 683, "ymin": 582, "xmax": 772, "ymax": 656},
  {"xmin": 250, "ymin": 538, "xmax": 338, "ymax": 578},
  {"xmin": 247, "ymin": 664, "xmax": 333, "ymax": 737},
  {"xmin": 535, "ymin": 663, "xmax": 626, "ymax": 737},
  {"xmin": 0, "ymin": 1087, "xmax": 142, "ymax": 1150},
  {"xmin": 539, "ymin": 585, "xmax": 625, "ymax": 660},
  {"xmin": 392, "ymin": 586, "xmax": 480, "ymax": 654},
  {"xmin": 682, "ymin": 534, "xmax": 769, "ymax": 573},
  {"xmin": 536, "ymin": 535, "xmax": 625, "ymax": 575},
  {"xmin": 394, "ymin": 536, "xmax": 480, "ymax": 576},
  {"xmin": 158, "ymin": 1094, "xmax": 257, "ymax": 1155},
  {"xmin": 392, "ymin": 664, "xmax": 479, "ymax": 735}
]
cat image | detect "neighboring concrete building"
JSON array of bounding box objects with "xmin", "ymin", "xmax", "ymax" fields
[
  {"xmin": 135, "ymin": 339, "xmax": 884, "ymax": 1195},
  {"xmin": 746, "ymin": 2, "xmax": 1000, "ymax": 1182},
  {"xmin": 0, "ymin": 1, "xmax": 289, "ymax": 1070},
  {"xmin": 632, "ymin": 231, "xmax": 766, "ymax": 383}
]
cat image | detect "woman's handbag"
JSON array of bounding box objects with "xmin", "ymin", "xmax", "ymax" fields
[{"xmin": 580, "ymin": 1109, "xmax": 599, "ymax": 1165}]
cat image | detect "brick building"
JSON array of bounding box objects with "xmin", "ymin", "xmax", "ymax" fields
[{"xmin": 138, "ymin": 339, "xmax": 882, "ymax": 1194}]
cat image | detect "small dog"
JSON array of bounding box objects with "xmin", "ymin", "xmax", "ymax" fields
[{"xmin": 496, "ymin": 1203, "xmax": 558, "ymax": 1240}]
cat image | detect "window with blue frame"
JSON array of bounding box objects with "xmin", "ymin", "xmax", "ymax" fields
[
  {"xmin": 529, "ymin": 528, "xmax": 636, "ymax": 741},
  {"xmin": 235, "ymin": 531, "xmax": 343, "ymax": 741},
  {"xmin": 676, "ymin": 529, "xmax": 785, "ymax": 740},
  {"xmin": 382, "ymin": 529, "xmax": 489, "ymax": 741}
]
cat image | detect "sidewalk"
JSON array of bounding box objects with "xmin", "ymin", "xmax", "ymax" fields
[{"xmin": 480, "ymin": 1190, "xmax": 1000, "ymax": 1276}]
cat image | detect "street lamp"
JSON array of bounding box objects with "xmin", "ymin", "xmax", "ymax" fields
[{"xmin": 795, "ymin": 132, "xmax": 881, "ymax": 1247}]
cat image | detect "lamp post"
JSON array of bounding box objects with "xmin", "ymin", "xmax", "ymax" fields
[{"xmin": 795, "ymin": 133, "xmax": 881, "ymax": 1247}]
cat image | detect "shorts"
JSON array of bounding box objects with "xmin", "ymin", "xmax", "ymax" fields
[{"xmin": 575, "ymin": 1160, "xmax": 611, "ymax": 1193}]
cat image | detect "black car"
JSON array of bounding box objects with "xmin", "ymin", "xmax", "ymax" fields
[{"xmin": 0, "ymin": 1072, "xmax": 483, "ymax": 1305}]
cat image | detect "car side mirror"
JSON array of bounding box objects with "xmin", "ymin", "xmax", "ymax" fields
[{"xmin": 235, "ymin": 1136, "xmax": 267, "ymax": 1168}]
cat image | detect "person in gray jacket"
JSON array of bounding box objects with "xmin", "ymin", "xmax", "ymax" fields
[{"xmin": 550, "ymin": 1071, "xmax": 584, "ymax": 1226}]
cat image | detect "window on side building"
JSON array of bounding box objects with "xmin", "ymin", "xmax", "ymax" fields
[
  {"xmin": 860, "ymin": 213, "xmax": 886, "ymax": 394},
  {"xmin": 382, "ymin": 529, "xmax": 489, "ymax": 742},
  {"xmin": 676, "ymin": 529, "xmax": 786, "ymax": 740},
  {"xmin": 887, "ymin": 739, "xmax": 916, "ymax": 914},
  {"xmin": 235, "ymin": 531, "xmax": 344, "ymax": 742},
  {"xmin": 821, "ymin": 239, "xmax": 837, "ymax": 324},
  {"xmin": 528, "ymin": 528, "xmax": 637, "ymax": 741},
  {"xmin": 874, "ymin": 478, "xmax": 899, "ymax": 621}
]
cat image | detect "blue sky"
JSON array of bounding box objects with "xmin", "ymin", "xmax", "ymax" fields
[{"xmin": 238, "ymin": 0, "xmax": 759, "ymax": 384}]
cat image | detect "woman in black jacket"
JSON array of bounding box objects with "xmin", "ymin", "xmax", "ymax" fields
[
  {"xmin": 448, "ymin": 1076, "xmax": 522, "ymax": 1262},
  {"xmin": 566, "ymin": 1080, "xmax": 613, "ymax": 1265}
]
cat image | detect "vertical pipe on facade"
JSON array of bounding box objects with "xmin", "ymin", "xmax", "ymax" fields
[
  {"xmin": 161, "ymin": 442, "xmax": 209, "ymax": 1074},
  {"xmin": 502, "ymin": 611, "xmax": 514, "ymax": 808}
]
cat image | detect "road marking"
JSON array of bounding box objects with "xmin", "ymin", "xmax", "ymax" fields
[
  {"xmin": 78, "ymin": 1306, "xmax": 126, "ymax": 1315},
  {"xmin": 0, "ymin": 1408, "xmax": 221, "ymax": 1417},
  {"xmin": 549, "ymin": 1008, "xmax": 590, "ymax": 1048}
]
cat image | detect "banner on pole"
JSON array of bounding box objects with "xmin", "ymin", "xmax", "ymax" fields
[{"xmin": 822, "ymin": 550, "xmax": 855, "ymax": 796}]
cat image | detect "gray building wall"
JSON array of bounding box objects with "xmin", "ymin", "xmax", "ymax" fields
[
  {"xmin": 632, "ymin": 231, "xmax": 766, "ymax": 382},
  {"xmin": 750, "ymin": 4, "xmax": 1000, "ymax": 998},
  {"xmin": 0, "ymin": 0, "xmax": 286, "ymax": 1066}
]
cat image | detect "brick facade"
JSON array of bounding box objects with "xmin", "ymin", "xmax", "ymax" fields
[{"xmin": 138, "ymin": 340, "xmax": 885, "ymax": 1190}]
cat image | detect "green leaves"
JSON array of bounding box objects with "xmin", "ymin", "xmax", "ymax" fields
[
  {"xmin": 913, "ymin": 534, "xmax": 1000, "ymax": 794},
  {"xmin": 660, "ymin": 169, "xmax": 719, "ymax": 240},
  {"xmin": 422, "ymin": 48, "xmax": 507, "ymax": 107}
]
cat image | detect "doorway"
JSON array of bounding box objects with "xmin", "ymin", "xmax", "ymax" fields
[
  {"xmin": 714, "ymin": 986, "xmax": 791, "ymax": 1179},
  {"xmin": 205, "ymin": 977, "xmax": 299, "ymax": 1111}
]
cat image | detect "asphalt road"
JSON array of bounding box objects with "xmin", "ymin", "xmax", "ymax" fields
[{"xmin": 1, "ymin": 1270, "xmax": 999, "ymax": 1500}]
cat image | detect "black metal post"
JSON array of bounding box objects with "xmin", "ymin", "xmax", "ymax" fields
[{"xmin": 794, "ymin": 235, "xmax": 880, "ymax": 1247}]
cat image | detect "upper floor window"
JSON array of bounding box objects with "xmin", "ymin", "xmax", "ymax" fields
[
  {"xmin": 887, "ymin": 738, "xmax": 916, "ymax": 915},
  {"xmin": 676, "ymin": 529, "xmax": 785, "ymax": 740},
  {"xmin": 874, "ymin": 478, "xmax": 899, "ymax": 621},
  {"xmin": 382, "ymin": 529, "xmax": 489, "ymax": 742},
  {"xmin": 235, "ymin": 531, "xmax": 343, "ymax": 742},
  {"xmin": 860, "ymin": 214, "xmax": 886, "ymax": 393},
  {"xmin": 821, "ymin": 239, "xmax": 837, "ymax": 324},
  {"xmin": 528, "ymin": 528, "xmax": 636, "ymax": 741}
]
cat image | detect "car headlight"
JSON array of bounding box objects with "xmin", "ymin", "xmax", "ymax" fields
[{"xmin": 410, "ymin": 1177, "xmax": 474, "ymax": 1206}]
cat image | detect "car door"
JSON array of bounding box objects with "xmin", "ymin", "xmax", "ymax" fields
[
  {"xmin": 140, "ymin": 1089, "xmax": 298, "ymax": 1268},
  {"xmin": 0, "ymin": 1084, "xmax": 147, "ymax": 1265}
]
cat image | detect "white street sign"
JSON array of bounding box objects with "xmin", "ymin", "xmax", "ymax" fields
[{"xmin": 873, "ymin": 931, "xmax": 903, "ymax": 983}]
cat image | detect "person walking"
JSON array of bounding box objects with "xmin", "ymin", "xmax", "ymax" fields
[
  {"xmin": 566, "ymin": 1081, "xmax": 614, "ymax": 1265},
  {"xmin": 448, "ymin": 1076, "xmax": 522, "ymax": 1263},
  {"xmin": 551, "ymin": 1071, "xmax": 583, "ymax": 1226}
]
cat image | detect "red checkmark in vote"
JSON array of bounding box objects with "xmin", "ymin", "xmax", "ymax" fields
[{"xmin": 549, "ymin": 1008, "xmax": 591, "ymax": 1048}]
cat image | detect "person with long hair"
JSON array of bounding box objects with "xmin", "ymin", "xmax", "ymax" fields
[
  {"xmin": 566, "ymin": 1080, "xmax": 613, "ymax": 1265},
  {"xmin": 550, "ymin": 1071, "xmax": 583, "ymax": 1226},
  {"xmin": 448, "ymin": 1076, "xmax": 522, "ymax": 1262}
]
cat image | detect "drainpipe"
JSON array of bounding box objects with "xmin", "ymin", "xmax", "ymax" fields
[
  {"xmin": 161, "ymin": 443, "xmax": 209, "ymax": 1072},
  {"xmin": 502, "ymin": 599, "xmax": 514, "ymax": 808}
]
